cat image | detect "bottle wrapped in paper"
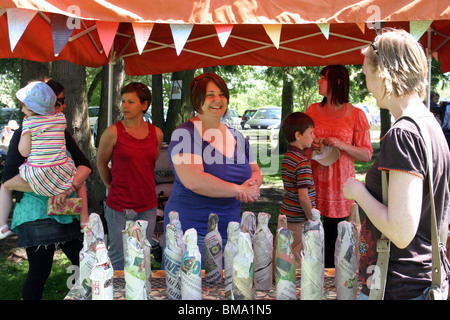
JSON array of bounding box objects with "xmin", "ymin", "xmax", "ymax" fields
[
  {"xmin": 164, "ymin": 223, "xmax": 183, "ymax": 300},
  {"xmin": 301, "ymin": 209, "xmax": 324, "ymax": 300},
  {"xmin": 231, "ymin": 232, "xmax": 254, "ymax": 300},
  {"xmin": 124, "ymin": 230, "xmax": 148, "ymax": 300},
  {"xmin": 335, "ymin": 221, "xmax": 358, "ymax": 300},
  {"xmin": 90, "ymin": 240, "xmax": 114, "ymax": 300},
  {"xmin": 253, "ymin": 212, "xmax": 273, "ymax": 291},
  {"xmin": 273, "ymin": 214, "xmax": 287, "ymax": 279},
  {"xmin": 79, "ymin": 213, "xmax": 106, "ymax": 299},
  {"xmin": 168, "ymin": 210, "xmax": 186, "ymax": 254},
  {"xmin": 224, "ymin": 221, "xmax": 240, "ymax": 299},
  {"xmin": 349, "ymin": 203, "xmax": 361, "ymax": 268},
  {"xmin": 240, "ymin": 211, "xmax": 256, "ymax": 241},
  {"xmin": 136, "ymin": 220, "xmax": 152, "ymax": 294},
  {"xmin": 87, "ymin": 212, "xmax": 105, "ymax": 240},
  {"xmin": 274, "ymin": 228, "xmax": 296, "ymax": 300},
  {"xmin": 205, "ymin": 213, "xmax": 223, "ymax": 283},
  {"xmin": 122, "ymin": 220, "xmax": 136, "ymax": 259},
  {"xmin": 180, "ymin": 228, "xmax": 202, "ymax": 300}
]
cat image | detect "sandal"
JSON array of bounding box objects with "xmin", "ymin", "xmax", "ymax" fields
[{"xmin": 0, "ymin": 224, "xmax": 12, "ymax": 240}]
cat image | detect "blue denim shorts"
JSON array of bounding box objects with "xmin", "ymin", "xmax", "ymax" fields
[{"xmin": 16, "ymin": 218, "xmax": 82, "ymax": 248}]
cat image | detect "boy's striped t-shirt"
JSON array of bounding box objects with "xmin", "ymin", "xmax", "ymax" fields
[{"xmin": 280, "ymin": 145, "xmax": 316, "ymax": 223}]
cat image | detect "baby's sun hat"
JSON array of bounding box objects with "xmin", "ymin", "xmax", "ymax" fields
[{"xmin": 16, "ymin": 81, "xmax": 56, "ymax": 116}]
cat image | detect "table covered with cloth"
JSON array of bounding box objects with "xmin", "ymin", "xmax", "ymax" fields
[{"xmin": 65, "ymin": 268, "xmax": 354, "ymax": 300}]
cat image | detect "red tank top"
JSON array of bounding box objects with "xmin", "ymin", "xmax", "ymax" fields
[{"xmin": 106, "ymin": 121, "xmax": 157, "ymax": 212}]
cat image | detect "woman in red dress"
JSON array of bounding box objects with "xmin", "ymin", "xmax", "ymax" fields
[{"xmin": 306, "ymin": 65, "xmax": 373, "ymax": 268}]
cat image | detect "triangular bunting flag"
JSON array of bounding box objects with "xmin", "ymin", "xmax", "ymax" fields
[
  {"xmin": 0, "ymin": 9, "xmax": 6, "ymax": 17},
  {"xmin": 95, "ymin": 21, "xmax": 120, "ymax": 57},
  {"xmin": 410, "ymin": 20, "xmax": 433, "ymax": 41},
  {"xmin": 170, "ymin": 24, "xmax": 194, "ymax": 56},
  {"xmin": 215, "ymin": 24, "xmax": 233, "ymax": 47},
  {"xmin": 317, "ymin": 23, "xmax": 330, "ymax": 40},
  {"xmin": 132, "ymin": 22, "xmax": 154, "ymax": 55},
  {"xmin": 356, "ymin": 22, "xmax": 366, "ymax": 34},
  {"xmin": 7, "ymin": 8, "xmax": 37, "ymax": 52},
  {"xmin": 263, "ymin": 24, "xmax": 282, "ymax": 49},
  {"xmin": 50, "ymin": 13, "xmax": 74, "ymax": 57}
]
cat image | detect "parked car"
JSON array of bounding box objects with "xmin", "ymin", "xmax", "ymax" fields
[
  {"xmin": 243, "ymin": 107, "xmax": 281, "ymax": 130},
  {"xmin": 88, "ymin": 106, "xmax": 99, "ymax": 131},
  {"xmin": 221, "ymin": 108, "xmax": 241, "ymax": 129},
  {"xmin": 240, "ymin": 109, "xmax": 257, "ymax": 129},
  {"xmin": 355, "ymin": 104, "xmax": 380, "ymax": 126}
]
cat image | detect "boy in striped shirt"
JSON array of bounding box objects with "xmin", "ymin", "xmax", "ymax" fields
[{"xmin": 280, "ymin": 112, "xmax": 317, "ymax": 268}]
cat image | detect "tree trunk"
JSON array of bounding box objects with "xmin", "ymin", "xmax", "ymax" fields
[
  {"xmin": 20, "ymin": 60, "xmax": 51, "ymax": 87},
  {"xmin": 50, "ymin": 61, "xmax": 104, "ymax": 213},
  {"xmin": 165, "ymin": 70, "xmax": 196, "ymax": 140},
  {"xmin": 96, "ymin": 58, "xmax": 125, "ymax": 147},
  {"xmin": 151, "ymin": 74, "xmax": 165, "ymax": 141}
]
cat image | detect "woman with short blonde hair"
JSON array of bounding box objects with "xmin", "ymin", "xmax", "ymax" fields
[{"xmin": 344, "ymin": 28, "xmax": 450, "ymax": 300}]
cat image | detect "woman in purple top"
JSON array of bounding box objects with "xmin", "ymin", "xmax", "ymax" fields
[{"xmin": 164, "ymin": 73, "xmax": 263, "ymax": 261}]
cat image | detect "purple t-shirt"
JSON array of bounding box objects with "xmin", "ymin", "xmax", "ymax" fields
[
  {"xmin": 164, "ymin": 120, "xmax": 255, "ymax": 241},
  {"xmin": 361, "ymin": 114, "xmax": 450, "ymax": 299}
]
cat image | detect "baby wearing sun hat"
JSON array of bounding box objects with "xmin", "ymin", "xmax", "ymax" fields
[{"xmin": 15, "ymin": 81, "xmax": 77, "ymax": 197}]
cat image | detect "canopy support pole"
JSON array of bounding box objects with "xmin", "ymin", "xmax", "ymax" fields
[
  {"xmin": 107, "ymin": 43, "xmax": 115, "ymax": 127},
  {"xmin": 107, "ymin": 62, "xmax": 113, "ymax": 127}
]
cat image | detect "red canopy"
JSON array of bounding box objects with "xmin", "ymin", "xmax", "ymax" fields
[{"xmin": 0, "ymin": 0, "xmax": 448, "ymax": 74}]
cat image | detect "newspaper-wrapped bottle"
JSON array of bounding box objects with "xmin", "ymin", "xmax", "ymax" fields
[
  {"xmin": 180, "ymin": 228, "xmax": 202, "ymax": 300},
  {"xmin": 136, "ymin": 220, "xmax": 152, "ymax": 294},
  {"xmin": 124, "ymin": 229, "xmax": 148, "ymax": 300},
  {"xmin": 274, "ymin": 228, "xmax": 296, "ymax": 300},
  {"xmin": 273, "ymin": 214, "xmax": 287, "ymax": 278},
  {"xmin": 253, "ymin": 212, "xmax": 273, "ymax": 291},
  {"xmin": 349, "ymin": 203, "xmax": 361, "ymax": 268},
  {"xmin": 79, "ymin": 227, "xmax": 96, "ymax": 299},
  {"xmin": 164, "ymin": 223, "xmax": 183, "ymax": 300},
  {"xmin": 168, "ymin": 210, "xmax": 186, "ymax": 254},
  {"xmin": 122, "ymin": 220, "xmax": 136, "ymax": 259},
  {"xmin": 205, "ymin": 213, "xmax": 223, "ymax": 283},
  {"xmin": 335, "ymin": 221, "xmax": 358, "ymax": 300},
  {"xmin": 231, "ymin": 232, "xmax": 254, "ymax": 300},
  {"xmin": 301, "ymin": 208, "xmax": 324, "ymax": 300},
  {"xmin": 79, "ymin": 213, "xmax": 105, "ymax": 299},
  {"xmin": 240, "ymin": 211, "xmax": 256, "ymax": 241},
  {"xmin": 224, "ymin": 221, "xmax": 240, "ymax": 299},
  {"xmin": 90, "ymin": 240, "xmax": 114, "ymax": 300}
]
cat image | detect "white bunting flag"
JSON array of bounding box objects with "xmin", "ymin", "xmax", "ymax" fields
[
  {"xmin": 132, "ymin": 22, "xmax": 154, "ymax": 55},
  {"xmin": 170, "ymin": 24, "xmax": 194, "ymax": 56},
  {"xmin": 410, "ymin": 20, "xmax": 433, "ymax": 41},
  {"xmin": 317, "ymin": 23, "xmax": 330, "ymax": 40},
  {"xmin": 7, "ymin": 8, "xmax": 37, "ymax": 52}
]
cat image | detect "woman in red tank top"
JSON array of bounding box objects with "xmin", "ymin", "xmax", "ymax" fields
[{"xmin": 97, "ymin": 82, "xmax": 163, "ymax": 271}]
